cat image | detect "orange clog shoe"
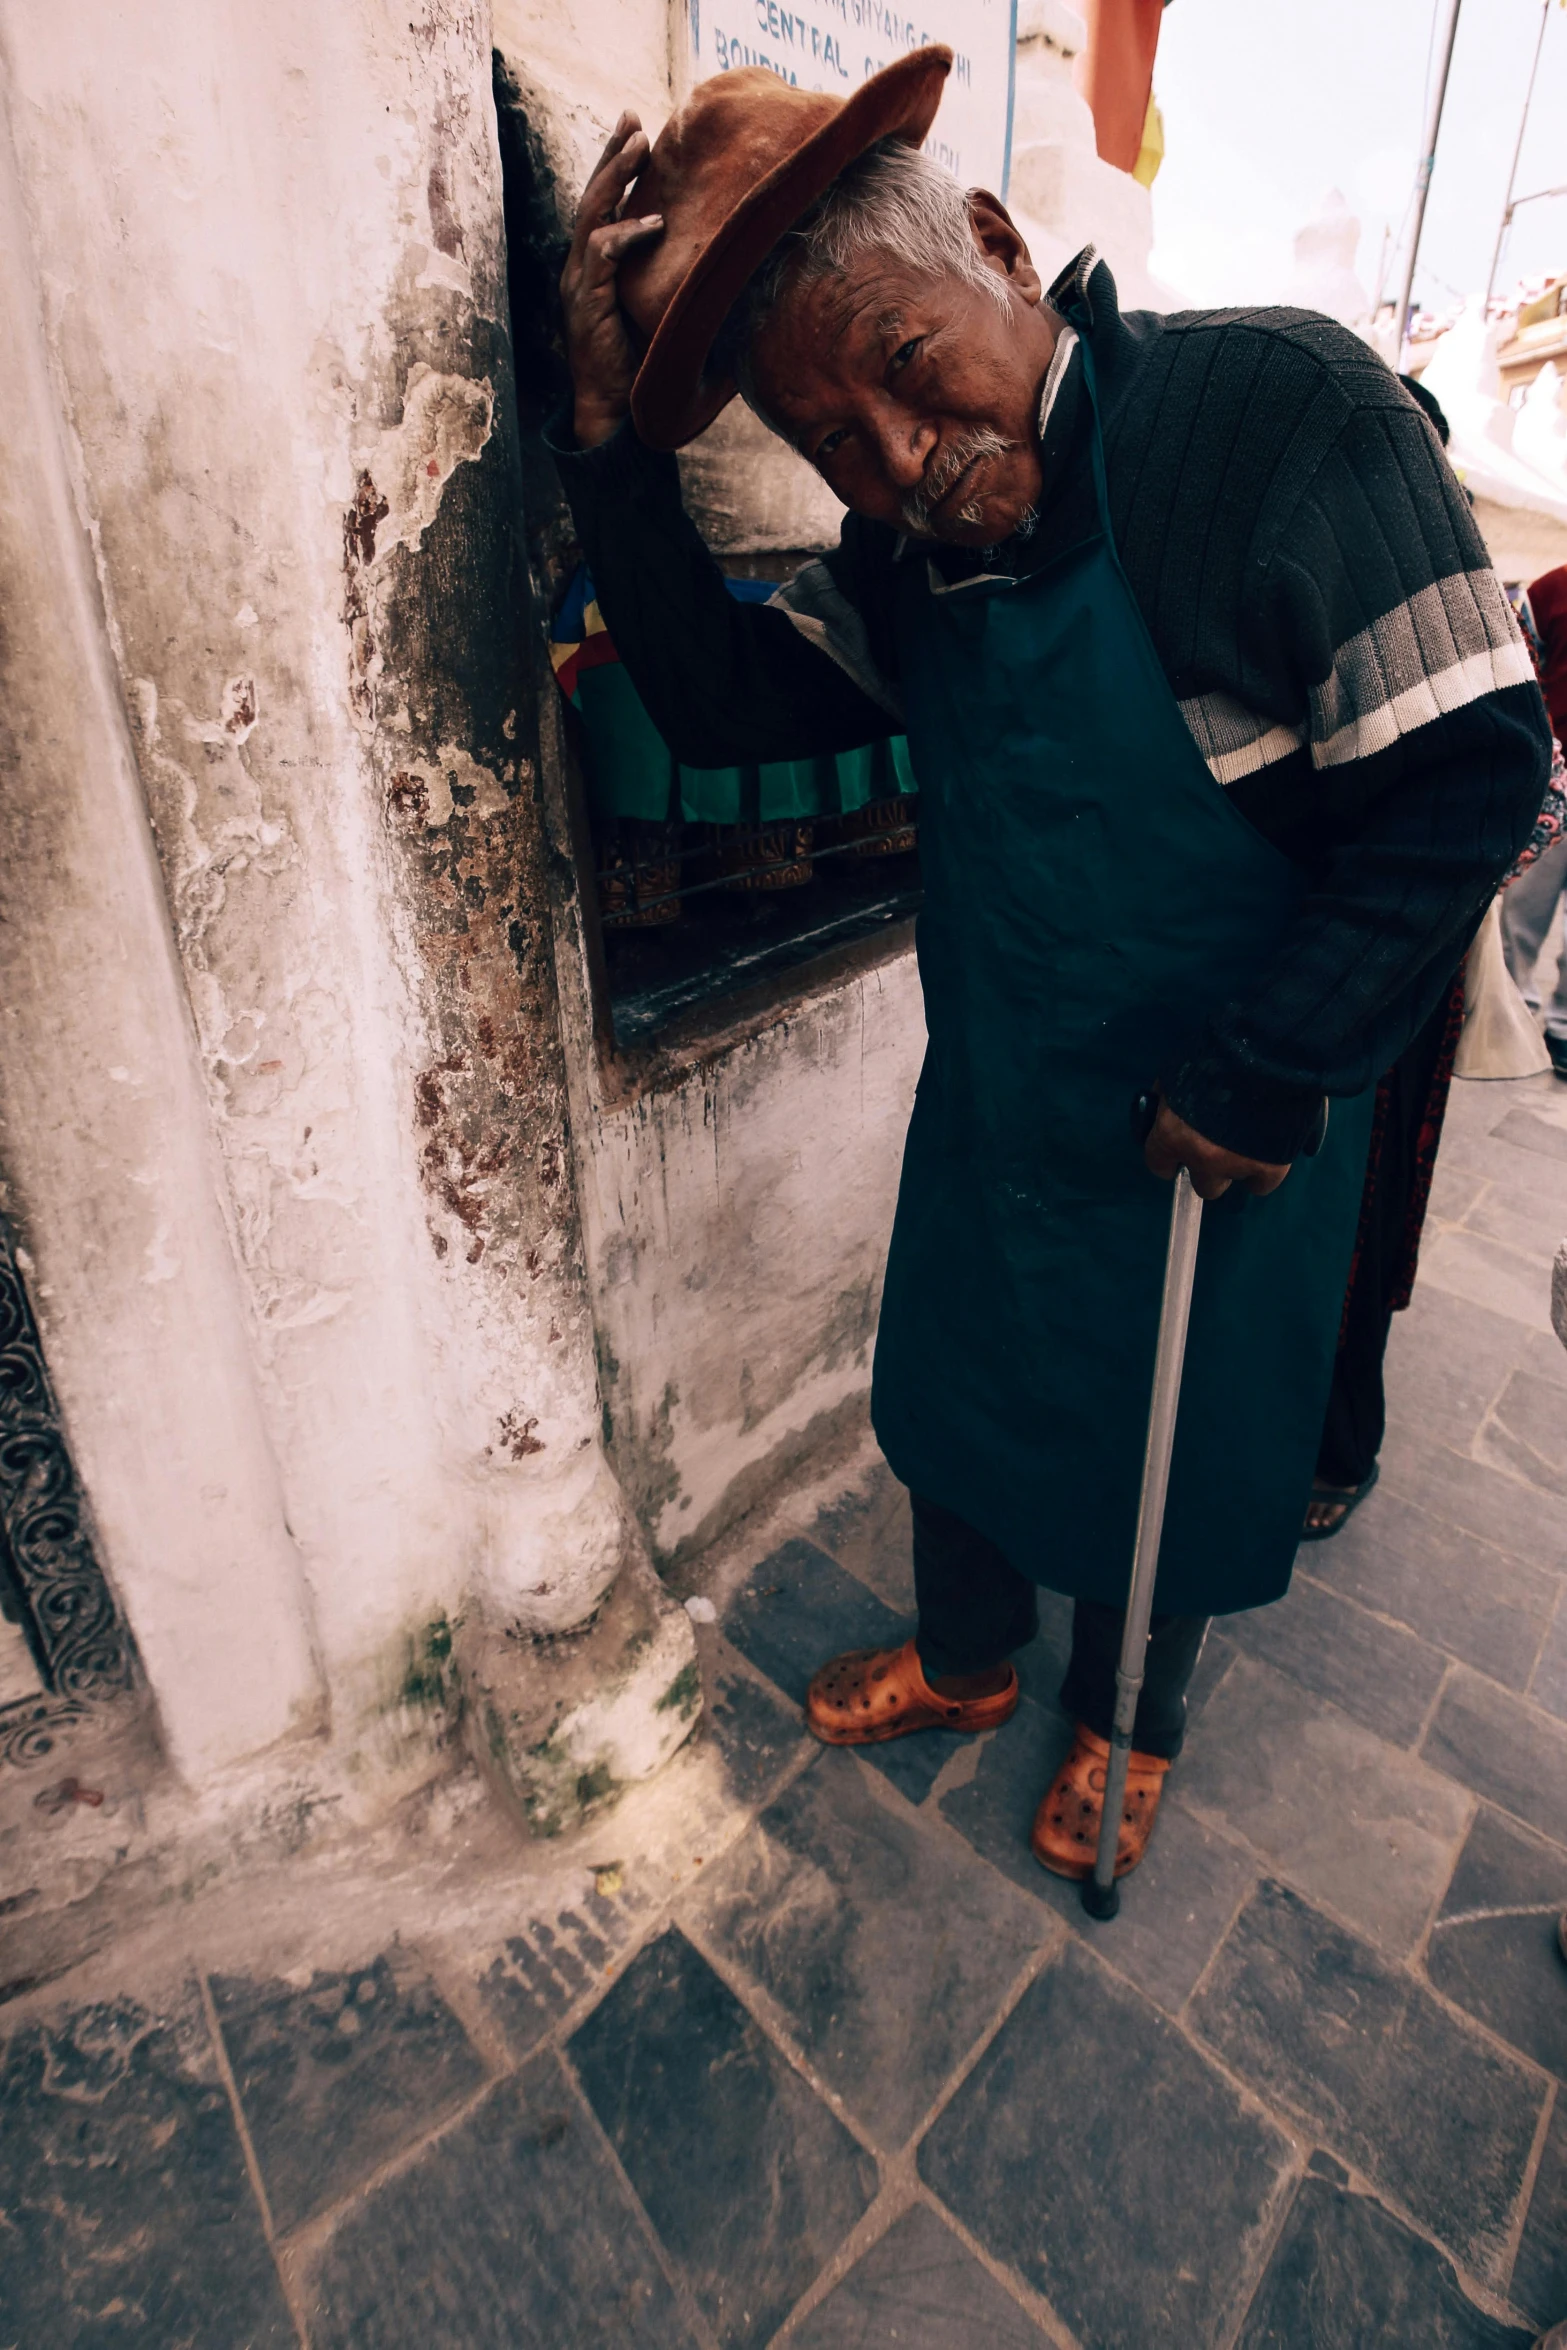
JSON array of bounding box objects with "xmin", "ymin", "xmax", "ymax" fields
[
  {"xmin": 805, "ymin": 1637, "xmax": 1018, "ymax": 1747},
  {"xmin": 1030, "ymin": 1722, "xmax": 1170, "ymax": 1881}
]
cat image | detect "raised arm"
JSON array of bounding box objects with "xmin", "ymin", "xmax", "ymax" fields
[{"xmin": 550, "ymin": 116, "xmax": 897, "ymax": 768}]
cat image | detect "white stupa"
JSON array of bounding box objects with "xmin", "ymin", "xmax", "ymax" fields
[
  {"xmin": 1006, "ymin": 0, "xmax": 1171, "ymax": 311},
  {"xmin": 1285, "ymin": 190, "xmax": 1370, "ymax": 328},
  {"xmin": 1420, "ymin": 304, "xmax": 1567, "ymax": 521},
  {"xmin": 1514, "ymin": 359, "xmax": 1567, "ymax": 486}
]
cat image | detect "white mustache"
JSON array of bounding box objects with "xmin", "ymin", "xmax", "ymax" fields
[{"xmin": 901, "ymin": 428, "xmax": 1014, "ymax": 535}]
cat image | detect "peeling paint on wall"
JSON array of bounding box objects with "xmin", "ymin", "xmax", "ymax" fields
[
  {"xmin": 0, "ymin": 0, "xmax": 650, "ymax": 1742},
  {"xmin": 357, "ymin": 365, "xmax": 495, "ymax": 568}
]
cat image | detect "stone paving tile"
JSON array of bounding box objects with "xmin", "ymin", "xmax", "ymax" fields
[
  {"xmin": 1520, "ymin": 1323, "xmax": 1567, "ymax": 1392},
  {"xmin": 722, "ymin": 1537, "xmax": 949, "ymax": 1805},
  {"xmin": 210, "ymin": 1951, "xmax": 486, "ymax": 2234},
  {"xmin": 920, "ymin": 1938, "xmax": 1294, "ymax": 2350},
  {"xmin": 788, "ymin": 2201, "xmax": 1049, "ymax": 2347},
  {"xmin": 936, "ymin": 1697, "xmax": 1257, "ymax": 2013},
  {"xmin": 0, "ymin": 1990, "xmax": 293, "ymax": 2349},
  {"xmin": 857, "ymin": 1724, "xmax": 957, "ymax": 1807},
  {"xmin": 1424, "ymin": 1157, "xmax": 1490, "ymax": 1225},
  {"xmin": 1468, "ymin": 1180, "xmax": 1567, "ymax": 1272},
  {"xmin": 1529, "ymin": 1594, "xmax": 1567, "ymax": 1723},
  {"xmin": 701, "ymin": 1641, "xmax": 814, "ymax": 1809},
  {"xmin": 1186, "ymin": 1624, "xmax": 1241, "ymax": 1726},
  {"xmin": 1425, "ymin": 1807, "xmax": 1567, "ymax": 2080},
  {"xmin": 1484, "ymin": 1367, "xmax": 1567, "ymax": 1497},
  {"xmin": 1232, "ymin": 2172, "xmax": 1534, "ymax": 2349},
  {"xmin": 1228, "ymin": 1570, "xmax": 1448, "ymax": 1747},
  {"xmin": 309, "ymin": 2051, "xmax": 694, "ymax": 2350},
  {"xmin": 1191, "ymin": 1881, "xmax": 1545, "ymax": 2281},
  {"xmin": 1420, "ymin": 1129, "xmax": 1567, "ymax": 1236},
  {"xmin": 1069, "ymin": 1795, "xmax": 1260, "ymax": 2009},
  {"xmin": 1178, "ymin": 1656, "xmax": 1472, "ymax": 1953},
  {"xmin": 1491, "ymin": 1103, "xmax": 1567, "ymax": 1166},
  {"xmin": 568, "ymin": 1926, "xmax": 878, "ymax": 2348},
  {"xmin": 1512, "ymin": 2094, "xmax": 1567, "ymax": 2330},
  {"xmin": 1418, "ymin": 1228, "xmax": 1554, "ymax": 1335},
  {"xmin": 475, "ymin": 1893, "xmax": 647, "ymax": 2062},
  {"xmin": 1314, "ymin": 1481, "xmax": 1558, "ymax": 1691},
  {"xmin": 1423, "ymin": 1670, "xmax": 1567, "ymax": 1846},
  {"xmin": 933, "ymin": 1695, "xmax": 1072, "ymax": 1896},
  {"xmin": 1382, "ymin": 1284, "xmax": 1534, "ymax": 1448},
  {"xmin": 1377, "ymin": 1428, "xmax": 1566, "ymax": 1588},
  {"xmin": 687, "ymin": 1748, "xmax": 1046, "ymax": 2148},
  {"xmin": 809, "ymin": 1461, "xmax": 915, "ymax": 1612},
  {"xmin": 724, "ymin": 1540, "xmax": 905, "ymax": 1703}
]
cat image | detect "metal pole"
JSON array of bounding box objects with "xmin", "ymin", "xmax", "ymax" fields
[
  {"xmin": 1082, "ymin": 1167, "xmax": 1203, "ymax": 1922},
  {"xmin": 1396, "ymin": 0, "xmax": 1465, "ymax": 366},
  {"xmin": 1485, "ymin": 0, "xmax": 1553, "ymax": 313}
]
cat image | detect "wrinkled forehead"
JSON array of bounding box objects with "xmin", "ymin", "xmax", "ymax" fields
[{"xmin": 747, "ymin": 251, "xmax": 958, "ymax": 421}]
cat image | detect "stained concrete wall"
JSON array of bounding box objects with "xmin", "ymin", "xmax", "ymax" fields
[
  {"xmin": 0, "ymin": 94, "xmax": 324, "ymax": 1781},
  {"xmin": 577, "ymin": 966, "xmax": 928, "ymax": 1563},
  {"xmin": 0, "ymin": 0, "xmax": 661, "ymax": 1785}
]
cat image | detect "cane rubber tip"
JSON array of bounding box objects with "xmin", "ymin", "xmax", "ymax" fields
[{"xmin": 1081, "ymin": 1876, "xmax": 1120, "ymax": 1921}]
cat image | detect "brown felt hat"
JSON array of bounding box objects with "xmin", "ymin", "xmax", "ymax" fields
[{"xmin": 619, "ymin": 49, "xmax": 952, "ymax": 451}]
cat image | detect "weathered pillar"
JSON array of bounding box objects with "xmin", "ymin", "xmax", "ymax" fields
[
  {"xmin": 0, "ymin": 73, "xmax": 325, "ymax": 1782},
  {"xmin": 0, "ymin": 0, "xmax": 695, "ymax": 1821}
]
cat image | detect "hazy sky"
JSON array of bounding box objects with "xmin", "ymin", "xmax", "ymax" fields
[{"xmin": 1149, "ymin": 0, "xmax": 1567, "ymax": 310}]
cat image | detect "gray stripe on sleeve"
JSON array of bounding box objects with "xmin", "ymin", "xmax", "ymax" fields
[
  {"xmin": 1176, "ymin": 690, "xmax": 1306, "ymax": 784},
  {"xmin": 1310, "ymin": 567, "xmax": 1533, "ymax": 768}
]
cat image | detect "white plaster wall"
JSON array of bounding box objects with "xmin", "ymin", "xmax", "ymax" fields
[
  {"xmin": 0, "ymin": 83, "xmax": 325, "ymax": 1779},
  {"xmin": 0, "ymin": 0, "xmax": 637, "ymax": 1765},
  {"xmin": 492, "ymin": 0, "xmax": 673, "ymax": 197},
  {"xmin": 579, "ymin": 964, "xmax": 926, "ymax": 1561}
]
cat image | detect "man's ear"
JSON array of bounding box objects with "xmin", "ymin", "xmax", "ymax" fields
[{"xmin": 967, "ymin": 189, "xmax": 1043, "ymax": 305}]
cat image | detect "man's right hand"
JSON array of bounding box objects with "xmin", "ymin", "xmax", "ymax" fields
[{"xmin": 560, "ymin": 113, "xmax": 665, "ymax": 449}]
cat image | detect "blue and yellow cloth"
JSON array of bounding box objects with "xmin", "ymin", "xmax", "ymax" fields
[{"xmin": 550, "ymin": 566, "xmax": 916, "ymax": 825}]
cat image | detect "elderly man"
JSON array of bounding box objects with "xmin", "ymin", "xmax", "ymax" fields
[{"xmin": 552, "ymin": 51, "xmax": 1550, "ymax": 1881}]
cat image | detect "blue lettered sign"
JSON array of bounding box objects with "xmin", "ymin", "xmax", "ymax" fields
[{"xmin": 685, "ymin": 0, "xmax": 1017, "ymax": 195}]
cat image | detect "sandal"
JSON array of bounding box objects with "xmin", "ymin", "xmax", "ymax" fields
[
  {"xmin": 1030, "ymin": 1723, "xmax": 1170, "ymax": 1881},
  {"xmin": 1301, "ymin": 1462, "xmax": 1379, "ymax": 1542},
  {"xmin": 805, "ymin": 1637, "xmax": 1018, "ymax": 1747}
]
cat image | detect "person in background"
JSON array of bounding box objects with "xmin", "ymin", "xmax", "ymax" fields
[
  {"xmin": 1303, "ymin": 406, "xmax": 1566, "ymax": 1540},
  {"xmin": 1503, "ymin": 564, "xmax": 1567, "ymax": 1079}
]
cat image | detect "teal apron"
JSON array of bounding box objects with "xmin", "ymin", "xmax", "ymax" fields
[{"xmin": 871, "ymin": 336, "xmax": 1375, "ymax": 1618}]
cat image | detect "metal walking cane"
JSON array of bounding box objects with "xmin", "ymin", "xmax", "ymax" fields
[{"xmin": 1081, "ymin": 1114, "xmax": 1205, "ymax": 1923}]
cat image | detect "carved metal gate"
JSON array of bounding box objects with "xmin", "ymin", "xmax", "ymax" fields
[{"xmin": 0, "ymin": 1214, "xmax": 138, "ymax": 1767}]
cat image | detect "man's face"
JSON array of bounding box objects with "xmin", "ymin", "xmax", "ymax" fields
[{"xmin": 746, "ymin": 196, "xmax": 1059, "ymax": 548}]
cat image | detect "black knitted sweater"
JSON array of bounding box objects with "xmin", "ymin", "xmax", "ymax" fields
[{"xmin": 550, "ymin": 250, "xmax": 1552, "ymax": 1160}]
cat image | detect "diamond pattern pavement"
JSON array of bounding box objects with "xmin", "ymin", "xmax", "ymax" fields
[{"xmin": 2, "ymin": 1071, "xmax": 1564, "ymax": 2344}]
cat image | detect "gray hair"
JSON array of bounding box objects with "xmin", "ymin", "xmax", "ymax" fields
[{"xmin": 717, "ymin": 139, "xmax": 1011, "ymax": 423}]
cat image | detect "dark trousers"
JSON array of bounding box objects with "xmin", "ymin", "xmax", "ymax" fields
[
  {"xmin": 910, "ymin": 1494, "xmax": 1209, "ymax": 1761},
  {"xmin": 1316, "ymin": 980, "xmax": 1459, "ymax": 1491},
  {"xmin": 1316, "ymin": 1260, "xmax": 1392, "ymax": 1490}
]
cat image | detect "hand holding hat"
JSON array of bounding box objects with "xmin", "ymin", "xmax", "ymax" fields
[
  {"xmin": 560, "ymin": 113, "xmax": 667, "ymax": 451},
  {"xmin": 559, "ymin": 51, "xmax": 953, "ymax": 454}
]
